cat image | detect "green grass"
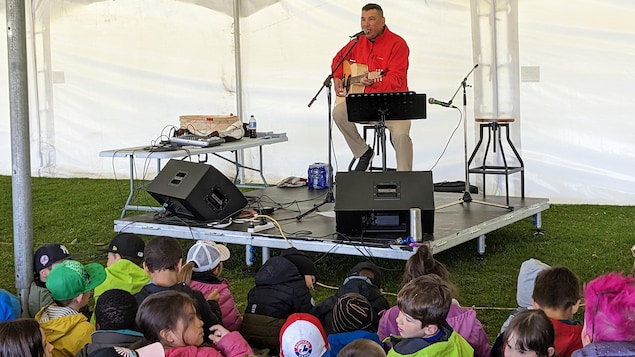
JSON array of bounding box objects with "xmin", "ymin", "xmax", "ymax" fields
[{"xmin": 1, "ymin": 176, "xmax": 634, "ymax": 342}]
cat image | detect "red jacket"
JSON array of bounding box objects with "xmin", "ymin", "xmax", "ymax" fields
[
  {"xmin": 332, "ymin": 25, "xmax": 409, "ymax": 93},
  {"xmin": 551, "ymin": 318, "xmax": 583, "ymax": 357}
]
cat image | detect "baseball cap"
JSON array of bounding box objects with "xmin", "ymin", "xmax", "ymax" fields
[
  {"xmin": 280, "ymin": 313, "xmax": 329, "ymax": 357},
  {"xmin": 88, "ymin": 343, "xmax": 164, "ymax": 357},
  {"xmin": 34, "ymin": 244, "xmax": 72, "ymax": 272},
  {"xmin": 46, "ymin": 260, "xmax": 106, "ymax": 301},
  {"xmin": 105, "ymin": 233, "xmax": 145, "ymax": 260},
  {"xmin": 332, "ymin": 293, "xmax": 374, "ymax": 333},
  {"xmin": 186, "ymin": 240, "xmax": 230, "ymax": 272}
]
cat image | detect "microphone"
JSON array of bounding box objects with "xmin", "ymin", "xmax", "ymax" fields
[
  {"xmin": 428, "ymin": 97, "xmax": 456, "ymax": 108},
  {"xmin": 350, "ymin": 29, "xmax": 369, "ymax": 38}
]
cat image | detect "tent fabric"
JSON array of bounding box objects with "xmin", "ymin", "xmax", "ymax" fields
[{"xmin": 1, "ymin": 0, "xmax": 634, "ymax": 204}]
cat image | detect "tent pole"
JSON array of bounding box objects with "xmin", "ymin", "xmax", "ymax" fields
[
  {"xmin": 7, "ymin": 0, "xmax": 34, "ymax": 315},
  {"xmin": 233, "ymin": 0, "xmax": 246, "ymax": 185}
]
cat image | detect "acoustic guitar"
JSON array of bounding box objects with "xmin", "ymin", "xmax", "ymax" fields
[{"xmin": 336, "ymin": 61, "xmax": 384, "ymax": 105}]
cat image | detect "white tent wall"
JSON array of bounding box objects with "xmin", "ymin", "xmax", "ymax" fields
[{"xmin": 1, "ymin": 0, "xmax": 634, "ymax": 204}]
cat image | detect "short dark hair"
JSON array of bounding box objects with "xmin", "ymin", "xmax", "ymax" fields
[
  {"xmin": 532, "ymin": 266, "xmax": 581, "ymax": 311},
  {"xmin": 503, "ymin": 309, "xmax": 555, "ymax": 357},
  {"xmin": 95, "ymin": 289, "xmax": 138, "ymax": 330},
  {"xmin": 362, "ymin": 3, "xmax": 383, "ymax": 16},
  {"xmin": 143, "ymin": 236, "xmax": 183, "ymax": 272},
  {"xmin": 0, "ymin": 318, "xmax": 47, "ymax": 357},
  {"xmin": 397, "ymin": 274, "xmax": 452, "ymax": 327}
]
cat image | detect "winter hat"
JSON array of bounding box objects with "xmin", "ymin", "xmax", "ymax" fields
[
  {"xmin": 280, "ymin": 313, "xmax": 329, "ymax": 357},
  {"xmin": 88, "ymin": 342, "xmax": 165, "ymax": 357},
  {"xmin": 34, "ymin": 244, "xmax": 72, "ymax": 272},
  {"xmin": 332, "ymin": 293, "xmax": 374, "ymax": 333},
  {"xmin": 348, "ymin": 261, "xmax": 382, "ymax": 288},
  {"xmin": 517, "ymin": 258, "xmax": 550, "ymax": 308},
  {"xmin": 105, "ymin": 233, "xmax": 145, "ymax": 260},
  {"xmin": 46, "ymin": 260, "xmax": 107, "ymax": 301},
  {"xmin": 281, "ymin": 248, "xmax": 318, "ymax": 277},
  {"xmin": 186, "ymin": 240, "xmax": 231, "ymax": 272}
]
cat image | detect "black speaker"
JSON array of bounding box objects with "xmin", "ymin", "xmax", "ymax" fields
[
  {"xmin": 334, "ymin": 171, "xmax": 435, "ymax": 237},
  {"xmin": 147, "ymin": 159, "xmax": 247, "ymax": 221}
]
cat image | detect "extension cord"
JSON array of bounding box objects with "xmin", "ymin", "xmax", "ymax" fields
[{"xmin": 247, "ymin": 222, "xmax": 275, "ymax": 233}]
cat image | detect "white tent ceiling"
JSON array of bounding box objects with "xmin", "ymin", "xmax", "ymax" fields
[{"xmin": 2, "ymin": 0, "xmax": 634, "ymax": 204}]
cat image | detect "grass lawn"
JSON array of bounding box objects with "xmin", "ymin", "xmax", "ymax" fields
[{"xmin": 1, "ymin": 175, "xmax": 634, "ymax": 342}]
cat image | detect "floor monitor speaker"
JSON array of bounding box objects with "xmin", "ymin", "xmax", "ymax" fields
[
  {"xmin": 335, "ymin": 171, "xmax": 435, "ymax": 238},
  {"xmin": 147, "ymin": 159, "xmax": 247, "ymax": 221}
]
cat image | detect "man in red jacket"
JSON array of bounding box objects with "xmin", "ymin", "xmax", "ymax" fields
[{"xmin": 332, "ymin": 3, "xmax": 412, "ymax": 171}]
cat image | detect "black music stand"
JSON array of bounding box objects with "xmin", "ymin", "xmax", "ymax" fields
[{"xmin": 346, "ymin": 91, "xmax": 426, "ymax": 171}]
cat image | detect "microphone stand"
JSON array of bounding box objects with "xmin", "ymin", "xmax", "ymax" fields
[
  {"xmin": 436, "ymin": 64, "xmax": 510, "ymax": 210},
  {"xmin": 298, "ymin": 35, "xmax": 362, "ymax": 221}
]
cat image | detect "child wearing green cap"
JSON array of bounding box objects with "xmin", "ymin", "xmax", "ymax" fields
[{"xmin": 36, "ymin": 259, "xmax": 106, "ymax": 357}]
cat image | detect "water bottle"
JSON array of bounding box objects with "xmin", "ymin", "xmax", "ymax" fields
[{"xmin": 248, "ymin": 115, "xmax": 257, "ymax": 138}]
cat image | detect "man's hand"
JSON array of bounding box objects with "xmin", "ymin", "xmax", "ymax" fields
[
  {"xmin": 334, "ymin": 78, "xmax": 345, "ymax": 97},
  {"xmin": 360, "ymin": 73, "xmax": 374, "ymax": 86}
]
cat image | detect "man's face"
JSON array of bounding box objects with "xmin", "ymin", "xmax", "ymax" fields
[{"xmin": 361, "ymin": 9, "xmax": 385, "ymax": 40}]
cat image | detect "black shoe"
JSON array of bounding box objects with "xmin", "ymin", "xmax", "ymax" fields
[{"xmin": 354, "ymin": 146, "xmax": 374, "ymax": 171}]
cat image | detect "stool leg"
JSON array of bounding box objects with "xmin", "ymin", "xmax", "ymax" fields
[{"xmin": 505, "ymin": 126, "xmax": 525, "ymax": 198}]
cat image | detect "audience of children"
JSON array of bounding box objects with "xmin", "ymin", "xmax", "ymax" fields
[
  {"xmin": 0, "ymin": 318, "xmax": 54, "ymax": 357},
  {"xmin": 30, "ymin": 244, "xmax": 74, "ymax": 317},
  {"xmin": 37, "ymin": 259, "xmax": 106, "ymax": 357},
  {"xmin": 502, "ymin": 309, "xmax": 556, "ymax": 357},
  {"xmin": 180, "ymin": 240, "xmax": 242, "ymax": 332},
  {"xmin": 386, "ymin": 274, "xmax": 474, "ymax": 356},
  {"xmin": 327, "ymin": 293, "xmax": 383, "ymax": 357},
  {"xmin": 279, "ymin": 313, "xmax": 329, "ymax": 357},
  {"xmin": 76, "ymin": 289, "xmax": 143, "ymax": 357},
  {"xmin": 242, "ymin": 247, "xmax": 317, "ymax": 352},
  {"xmin": 10, "ymin": 235, "xmax": 634, "ymax": 357},
  {"xmin": 571, "ymin": 272, "xmax": 635, "ymax": 357},
  {"xmin": 134, "ymin": 290, "xmax": 253, "ymax": 357},
  {"xmin": 134, "ymin": 236, "xmax": 222, "ymax": 344},
  {"xmin": 378, "ymin": 245, "xmax": 491, "ymax": 356},
  {"xmin": 531, "ymin": 266, "xmax": 583, "ymax": 357},
  {"xmin": 312, "ymin": 261, "xmax": 389, "ymax": 334},
  {"xmin": 0, "ymin": 288, "xmax": 21, "ymax": 322}
]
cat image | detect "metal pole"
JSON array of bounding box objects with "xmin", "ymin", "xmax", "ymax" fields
[
  {"xmin": 233, "ymin": 0, "xmax": 247, "ymax": 184},
  {"xmin": 6, "ymin": 0, "xmax": 33, "ymax": 315}
]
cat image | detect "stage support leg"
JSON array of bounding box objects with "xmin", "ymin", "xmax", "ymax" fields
[
  {"xmin": 533, "ymin": 213, "xmax": 544, "ymax": 235},
  {"xmin": 245, "ymin": 245, "xmax": 254, "ymax": 267},
  {"xmin": 262, "ymin": 247, "xmax": 270, "ymax": 263},
  {"xmin": 477, "ymin": 235, "xmax": 487, "ymax": 255}
]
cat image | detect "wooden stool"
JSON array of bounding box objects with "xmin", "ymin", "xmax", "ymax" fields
[
  {"xmin": 347, "ymin": 124, "xmax": 396, "ymax": 172},
  {"xmin": 467, "ymin": 118, "xmax": 524, "ymax": 206}
]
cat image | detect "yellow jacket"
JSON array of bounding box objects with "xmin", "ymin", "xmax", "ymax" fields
[{"xmin": 36, "ymin": 306, "xmax": 94, "ymax": 357}]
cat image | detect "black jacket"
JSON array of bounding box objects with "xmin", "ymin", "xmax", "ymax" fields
[
  {"xmin": 74, "ymin": 330, "xmax": 143, "ymax": 357},
  {"xmin": 244, "ymin": 256, "xmax": 314, "ymax": 318},
  {"xmin": 134, "ymin": 282, "xmax": 222, "ymax": 343}
]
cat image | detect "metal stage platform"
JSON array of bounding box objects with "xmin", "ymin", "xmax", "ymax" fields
[{"xmin": 113, "ymin": 186, "xmax": 549, "ymax": 264}]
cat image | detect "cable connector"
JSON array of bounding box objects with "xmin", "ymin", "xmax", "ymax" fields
[{"xmin": 247, "ymin": 221, "xmax": 275, "ymax": 233}]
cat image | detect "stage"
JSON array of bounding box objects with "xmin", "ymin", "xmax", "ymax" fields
[{"xmin": 113, "ymin": 185, "xmax": 549, "ymax": 264}]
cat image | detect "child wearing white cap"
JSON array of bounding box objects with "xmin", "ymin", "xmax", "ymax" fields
[{"xmin": 180, "ymin": 240, "xmax": 242, "ymax": 332}]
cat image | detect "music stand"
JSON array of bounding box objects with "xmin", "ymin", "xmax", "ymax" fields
[{"xmin": 346, "ymin": 91, "xmax": 426, "ymax": 171}]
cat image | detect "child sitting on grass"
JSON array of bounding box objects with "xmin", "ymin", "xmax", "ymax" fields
[
  {"xmin": 502, "ymin": 309, "xmax": 556, "ymax": 357},
  {"xmin": 29, "ymin": 244, "xmax": 74, "ymax": 317},
  {"xmin": 180, "ymin": 240, "xmax": 242, "ymax": 332},
  {"xmin": 135, "ymin": 290, "xmax": 253, "ymax": 357},
  {"xmin": 37, "ymin": 260, "xmax": 106, "ymax": 357},
  {"xmin": 386, "ymin": 274, "xmax": 473, "ymax": 357}
]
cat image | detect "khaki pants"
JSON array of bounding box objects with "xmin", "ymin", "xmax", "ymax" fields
[{"xmin": 333, "ymin": 101, "xmax": 413, "ymax": 171}]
